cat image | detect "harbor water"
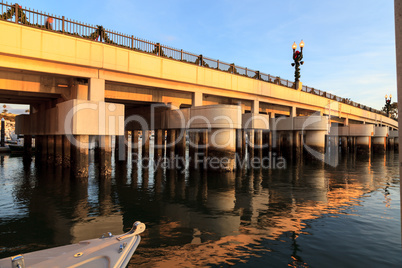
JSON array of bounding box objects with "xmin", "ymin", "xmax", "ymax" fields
[{"xmin": 0, "ymin": 150, "xmax": 401, "ymax": 267}]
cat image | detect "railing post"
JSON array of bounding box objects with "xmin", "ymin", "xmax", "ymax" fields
[
  {"xmin": 245, "ymin": 68, "xmax": 248, "ymax": 76},
  {"xmin": 14, "ymin": 4, "xmax": 19, "ymax": 23},
  {"xmin": 131, "ymin": 35, "xmax": 134, "ymax": 49},
  {"xmin": 199, "ymin": 54, "xmax": 203, "ymax": 66},
  {"xmin": 157, "ymin": 42, "xmax": 161, "ymax": 56},
  {"xmin": 256, "ymin": 71, "xmax": 260, "ymax": 80},
  {"xmin": 62, "ymin": 16, "xmax": 65, "ymax": 33},
  {"xmin": 181, "ymin": 49, "xmax": 183, "ymax": 61},
  {"xmin": 231, "ymin": 63, "xmax": 234, "ymax": 74},
  {"xmin": 217, "ymin": 60, "xmax": 219, "ymax": 69}
]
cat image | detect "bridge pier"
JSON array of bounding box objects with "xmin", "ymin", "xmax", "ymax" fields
[
  {"xmin": 23, "ymin": 135, "xmax": 32, "ymax": 157},
  {"xmin": 262, "ymin": 130, "xmax": 270, "ymax": 157},
  {"xmin": 131, "ymin": 130, "xmax": 139, "ymax": 157},
  {"xmin": 304, "ymin": 130, "xmax": 326, "ymax": 154},
  {"xmin": 54, "ymin": 135, "xmax": 63, "ymax": 165},
  {"xmin": 372, "ymin": 126, "xmax": 389, "ymax": 154},
  {"xmin": 47, "ymin": 135, "xmax": 55, "ymax": 164},
  {"xmin": 235, "ymin": 129, "xmax": 243, "ymax": 163},
  {"xmin": 388, "ymin": 137, "xmax": 395, "ymax": 151},
  {"xmin": 62, "ymin": 135, "xmax": 72, "ymax": 168},
  {"xmin": 281, "ymin": 131, "xmax": 293, "ymax": 157},
  {"xmin": 115, "ymin": 133, "xmax": 129, "ymax": 163},
  {"xmin": 189, "ymin": 130, "xmax": 200, "ymax": 169},
  {"xmin": 395, "ymin": 137, "xmax": 399, "ymax": 151},
  {"xmin": 97, "ymin": 135, "xmax": 112, "ymax": 177},
  {"xmin": 356, "ymin": 136, "xmax": 371, "ymax": 154},
  {"xmin": 154, "ymin": 129, "xmax": 164, "ymax": 161},
  {"xmin": 71, "ymin": 135, "xmax": 89, "ymax": 178},
  {"xmin": 348, "ymin": 137, "xmax": 355, "ymax": 153},
  {"xmin": 372, "ymin": 137, "xmax": 386, "ymax": 154},
  {"xmin": 141, "ymin": 130, "xmax": 150, "ymax": 161},
  {"xmin": 340, "ymin": 136, "xmax": 348, "ymax": 154},
  {"xmin": 293, "ymin": 131, "xmax": 302, "ymax": 158},
  {"xmin": 207, "ymin": 129, "xmax": 236, "ymax": 172},
  {"xmin": 198, "ymin": 129, "xmax": 208, "ymax": 170},
  {"xmin": 166, "ymin": 129, "xmax": 176, "ymax": 159},
  {"xmin": 254, "ymin": 129, "xmax": 263, "ymax": 160},
  {"xmin": 247, "ymin": 129, "xmax": 255, "ymax": 161},
  {"xmin": 175, "ymin": 129, "xmax": 187, "ymax": 160},
  {"xmin": 41, "ymin": 135, "xmax": 48, "ymax": 163}
]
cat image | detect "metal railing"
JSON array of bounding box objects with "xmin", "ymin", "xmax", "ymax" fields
[{"xmin": 0, "ymin": 1, "xmax": 390, "ymax": 118}]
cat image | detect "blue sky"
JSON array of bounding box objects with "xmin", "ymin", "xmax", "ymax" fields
[{"xmin": 1, "ymin": 0, "xmax": 397, "ymax": 113}]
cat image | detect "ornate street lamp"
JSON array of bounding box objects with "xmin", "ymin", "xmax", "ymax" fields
[
  {"xmin": 291, "ymin": 40, "xmax": 304, "ymax": 87},
  {"xmin": 385, "ymin": 94, "xmax": 392, "ymax": 117}
]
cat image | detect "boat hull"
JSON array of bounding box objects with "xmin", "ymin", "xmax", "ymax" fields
[{"xmin": 0, "ymin": 232, "xmax": 141, "ymax": 268}]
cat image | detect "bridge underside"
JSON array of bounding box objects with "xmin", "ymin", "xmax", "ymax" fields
[{"xmin": 0, "ymin": 19, "xmax": 397, "ymax": 176}]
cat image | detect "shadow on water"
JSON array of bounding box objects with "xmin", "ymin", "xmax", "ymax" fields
[{"xmin": 0, "ymin": 151, "xmax": 401, "ymax": 267}]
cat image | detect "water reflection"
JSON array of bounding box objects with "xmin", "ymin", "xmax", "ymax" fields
[{"xmin": 0, "ymin": 152, "xmax": 400, "ymax": 267}]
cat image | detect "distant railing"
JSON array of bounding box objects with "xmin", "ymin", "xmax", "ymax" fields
[{"xmin": 0, "ymin": 1, "xmax": 390, "ymax": 118}]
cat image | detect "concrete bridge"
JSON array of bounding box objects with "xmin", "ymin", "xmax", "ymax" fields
[{"xmin": 0, "ymin": 4, "xmax": 398, "ymax": 175}]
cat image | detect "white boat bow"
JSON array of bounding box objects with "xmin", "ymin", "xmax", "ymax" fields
[{"xmin": 0, "ymin": 221, "xmax": 146, "ymax": 268}]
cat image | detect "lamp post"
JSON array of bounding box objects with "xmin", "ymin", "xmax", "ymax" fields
[
  {"xmin": 385, "ymin": 94, "xmax": 392, "ymax": 117},
  {"xmin": 291, "ymin": 40, "xmax": 305, "ymax": 87},
  {"xmin": 1, "ymin": 118, "xmax": 4, "ymax": 147}
]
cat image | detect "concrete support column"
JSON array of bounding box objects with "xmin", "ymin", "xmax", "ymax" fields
[
  {"xmin": 262, "ymin": 130, "xmax": 270, "ymax": 157},
  {"xmin": 98, "ymin": 135, "xmax": 112, "ymax": 177},
  {"xmin": 241, "ymin": 130, "xmax": 247, "ymax": 158},
  {"xmin": 348, "ymin": 137, "xmax": 355, "ymax": 153},
  {"xmin": 41, "ymin": 135, "xmax": 48, "ymax": 162},
  {"xmin": 291, "ymin": 106, "xmax": 297, "ymax": 117},
  {"xmin": 247, "ymin": 129, "xmax": 255, "ymax": 160},
  {"xmin": 35, "ymin": 136, "xmax": 43, "ymax": 160},
  {"xmin": 115, "ymin": 135, "xmax": 127, "ymax": 162},
  {"xmin": 23, "ymin": 135, "xmax": 32, "ymax": 157},
  {"xmin": 372, "ymin": 137, "xmax": 386, "ymax": 154},
  {"xmin": 175, "ymin": 129, "xmax": 186, "ymax": 159},
  {"xmin": 236, "ymin": 129, "xmax": 243, "ymax": 161},
  {"xmin": 252, "ymin": 100, "xmax": 259, "ymax": 114},
  {"xmin": 71, "ymin": 135, "xmax": 89, "ymax": 178},
  {"xmin": 293, "ymin": 131, "xmax": 301, "ymax": 157},
  {"xmin": 254, "ymin": 129, "xmax": 263, "ymax": 160},
  {"xmin": 356, "ymin": 136, "xmax": 371, "ymax": 154},
  {"xmin": 94, "ymin": 136, "xmax": 100, "ymax": 163},
  {"xmin": 341, "ymin": 136, "xmax": 348, "ymax": 154},
  {"xmin": 282, "ymin": 131, "xmax": 293, "ymax": 156},
  {"xmin": 304, "ymin": 130, "xmax": 326, "ymax": 154},
  {"xmin": 327, "ymin": 136, "xmax": 338, "ymax": 154},
  {"xmin": 47, "ymin": 135, "xmax": 55, "ymax": 164},
  {"xmin": 132, "ymin": 130, "xmax": 139, "ymax": 156},
  {"xmin": 54, "ymin": 135, "xmax": 63, "ymax": 165},
  {"xmin": 199, "ymin": 130, "xmax": 208, "ymax": 168},
  {"xmin": 192, "ymin": 92, "xmax": 203, "ymax": 107},
  {"xmin": 388, "ymin": 137, "xmax": 395, "ymax": 151},
  {"xmin": 189, "ymin": 130, "xmax": 199, "ymax": 169},
  {"xmin": 62, "ymin": 135, "xmax": 71, "ymax": 168},
  {"xmin": 141, "ymin": 130, "xmax": 150, "ymax": 160},
  {"xmin": 89, "ymin": 78, "xmax": 105, "ymax": 101},
  {"xmin": 166, "ymin": 129, "xmax": 176, "ymax": 159},
  {"xmin": 154, "ymin": 129, "xmax": 164, "ymax": 160},
  {"xmin": 207, "ymin": 129, "xmax": 235, "ymax": 172}
]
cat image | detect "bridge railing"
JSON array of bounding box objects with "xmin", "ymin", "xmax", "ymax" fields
[{"xmin": 0, "ymin": 1, "xmax": 391, "ymax": 119}]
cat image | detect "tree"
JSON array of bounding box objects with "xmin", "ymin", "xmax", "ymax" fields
[{"xmin": 382, "ymin": 101, "xmax": 398, "ymax": 119}]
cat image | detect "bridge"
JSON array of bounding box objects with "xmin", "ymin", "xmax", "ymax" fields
[{"xmin": 0, "ymin": 3, "xmax": 398, "ymax": 175}]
